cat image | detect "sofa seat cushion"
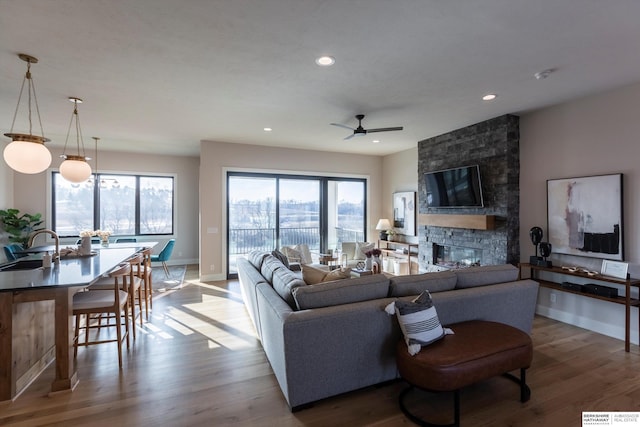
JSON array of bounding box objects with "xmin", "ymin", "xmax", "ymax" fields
[
  {"xmin": 389, "ymin": 271, "xmax": 457, "ymax": 297},
  {"xmin": 292, "ymin": 274, "xmax": 390, "ymax": 310},
  {"xmin": 272, "ymin": 266, "xmax": 307, "ymax": 309},
  {"xmin": 455, "ymin": 264, "xmax": 519, "ymax": 289}
]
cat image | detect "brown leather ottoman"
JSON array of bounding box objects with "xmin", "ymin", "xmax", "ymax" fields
[{"xmin": 396, "ymin": 320, "xmax": 533, "ymax": 427}]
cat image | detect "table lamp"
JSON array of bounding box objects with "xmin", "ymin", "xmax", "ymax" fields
[{"xmin": 376, "ymin": 219, "xmax": 392, "ymax": 241}]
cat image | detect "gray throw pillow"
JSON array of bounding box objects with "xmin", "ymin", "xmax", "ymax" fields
[
  {"xmin": 271, "ymin": 249, "xmax": 289, "ymax": 268},
  {"xmin": 386, "ymin": 291, "xmax": 447, "ymax": 355}
]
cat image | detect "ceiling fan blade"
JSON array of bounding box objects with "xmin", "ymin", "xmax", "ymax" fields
[
  {"xmin": 366, "ymin": 126, "xmax": 404, "ymax": 133},
  {"xmin": 330, "ymin": 123, "xmax": 356, "ymax": 131},
  {"xmin": 344, "ymin": 132, "xmax": 366, "ymax": 140}
]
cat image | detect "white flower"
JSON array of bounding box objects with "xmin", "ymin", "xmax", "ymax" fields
[{"xmin": 80, "ymin": 230, "xmax": 96, "ymax": 237}]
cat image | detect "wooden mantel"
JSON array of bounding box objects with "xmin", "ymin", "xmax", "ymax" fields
[{"xmin": 419, "ymin": 214, "xmax": 495, "ymax": 230}]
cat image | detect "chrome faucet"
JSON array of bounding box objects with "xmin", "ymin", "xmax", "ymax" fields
[{"xmin": 28, "ymin": 229, "xmax": 60, "ymax": 261}]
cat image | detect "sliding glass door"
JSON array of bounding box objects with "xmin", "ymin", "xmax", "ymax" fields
[
  {"xmin": 227, "ymin": 172, "xmax": 365, "ymax": 277},
  {"xmin": 279, "ymin": 178, "xmax": 321, "ymax": 253},
  {"xmin": 227, "ymin": 176, "xmax": 277, "ymax": 275}
]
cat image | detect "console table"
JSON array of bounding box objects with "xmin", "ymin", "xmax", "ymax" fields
[
  {"xmin": 519, "ymin": 263, "xmax": 640, "ymax": 352},
  {"xmin": 378, "ymin": 240, "xmax": 419, "ymax": 275}
]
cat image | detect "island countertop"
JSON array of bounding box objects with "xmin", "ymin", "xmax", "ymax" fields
[{"xmin": 0, "ymin": 247, "xmax": 139, "ymax": 292}]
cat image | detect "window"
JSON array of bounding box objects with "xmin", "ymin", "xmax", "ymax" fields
[
  {"xmin": 227, "ymin": 172, "xmax": 366, "ymax": 277},
  {"xmin": 52, "ymin": 172, "xmax": 174, "ymax": 237}
]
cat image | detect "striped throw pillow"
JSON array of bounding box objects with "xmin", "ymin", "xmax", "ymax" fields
[{"xmin": 391, "ymin": 291, "xmax": 446, "ymax": 355}]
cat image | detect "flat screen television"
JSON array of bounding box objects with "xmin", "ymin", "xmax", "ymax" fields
[{"xmin": 424, "ymin": 165, "xmax": 484, "ymax": 208}]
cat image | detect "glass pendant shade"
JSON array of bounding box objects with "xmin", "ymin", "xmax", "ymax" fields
[
  {"xmin": 59, "ymin": 97, "xmax": 92, "ymax": 183},
  {"xmin": 3, "ymin": 54, "xmax": 52, "ymax": 174},
  {"xmin": 3, "ymin": 138, "xmax": 52, "ymax": 174},
  {"xmin": 60, "ymin": 155, "xmax": 92, "ymax": 183}
]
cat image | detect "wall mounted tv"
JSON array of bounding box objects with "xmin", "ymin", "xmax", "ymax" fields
[{"xmin": 424, "ymin": 165, "xmax": 484, "ymax": 208}]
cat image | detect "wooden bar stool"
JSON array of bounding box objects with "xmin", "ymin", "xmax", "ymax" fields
[{"xmin": 73, "ymin": 263, "xmax": 131, "ymax": 368}]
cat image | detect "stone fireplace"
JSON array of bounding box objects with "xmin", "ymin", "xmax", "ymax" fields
[{"xmin": 417, "ymin": 114, "xmax": 520, "ymax": 271}]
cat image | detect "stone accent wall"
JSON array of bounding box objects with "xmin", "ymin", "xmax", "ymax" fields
[{"xmin": 417, "ymin": 114, "xmax": 520, "ymax": 270}]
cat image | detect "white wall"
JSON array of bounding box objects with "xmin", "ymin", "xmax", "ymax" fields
[
  {"xmin": 382, "ymin": 147, "xmax": 419, "ymax": 244},
  {"xmin": 520, "ymin": 81, "xmax": 640, "ymax": 344},
  {"xmin": 7, "ymin": 147, "xmax": 200, "ymax": 265},
  {"xmin": 199, "ymin": 140, "xmax": 383, "ymax": 281}
]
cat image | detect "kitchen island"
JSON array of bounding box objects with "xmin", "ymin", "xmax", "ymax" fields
[{"xmin": 0, "ymin": 246, "xmax": 146, "ymax": 401}]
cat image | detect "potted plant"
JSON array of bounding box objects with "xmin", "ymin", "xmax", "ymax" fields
[
  {"xmin": 0, "ymin": 208, "xmax": 44, "ymax": 249},
  {"xmin": 387, "ymin": 229, "xmax": 397, "ymax": 241}
]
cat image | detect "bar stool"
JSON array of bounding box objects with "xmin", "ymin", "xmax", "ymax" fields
[{"xmin": 73, "ymin": 263, "xmax": 131, "ymax": 368}]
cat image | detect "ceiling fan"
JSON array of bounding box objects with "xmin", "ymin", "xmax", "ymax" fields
[{"xmin": 330, "ymin": 114, "xmax": 404, "ymax": 140}]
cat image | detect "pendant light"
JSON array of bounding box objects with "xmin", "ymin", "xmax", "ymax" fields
[
  {"xmin": 3, "ymin": 53, "xmax": 52, "ymax": 174},
  {"xmin": 59, "ymin": 97, "xmax": 92, "ymax": 183}
]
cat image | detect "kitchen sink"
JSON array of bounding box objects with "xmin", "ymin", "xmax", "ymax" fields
[{"xmin": 0, "ymin": 259, "xmax": 44, "ymax": 271}]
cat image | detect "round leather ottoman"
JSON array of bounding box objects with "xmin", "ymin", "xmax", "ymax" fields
[{"xmin": 396, "ymin": 320, "xmax": 532, "ymax": 427}]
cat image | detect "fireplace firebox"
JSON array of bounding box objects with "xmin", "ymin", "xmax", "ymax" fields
[{"xmin": 433, "ymin": 243, "xmax": 482, "ymax": 269}]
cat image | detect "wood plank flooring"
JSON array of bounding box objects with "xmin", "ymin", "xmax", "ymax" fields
[{"xmin": 1, "ymin": 266, "xmax": 640, "ymax": 426}]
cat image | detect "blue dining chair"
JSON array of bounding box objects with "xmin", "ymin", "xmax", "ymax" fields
[
  {"xmin": 3, "ymin": 243, "xmax": 27, "ymax": 262},
  {"xmin": 150, "ymin": 239, "xmax": 175, "ymax": 278},
  {"xmin": 115, "ymin": 238, "xmax": 137, "ymax": 243}
]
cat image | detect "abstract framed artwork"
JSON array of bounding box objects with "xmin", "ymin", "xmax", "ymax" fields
[
  {"xmin": 547, "ymin": 173, "xmax": 623, "ymax": 260},
  {"xmin": 393, "ymin": 191, "xmax": 416, "ymax": 236}
]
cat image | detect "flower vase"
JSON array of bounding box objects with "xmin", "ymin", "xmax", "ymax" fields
[
  {"xmin": 80, "ymin": 236, "xmax": 92, "ymax": 255},
  {"xmin": 101, "ymin": 236, "xmax": 109, "ymax": 247},
  {"xmin": 365, "ymin": 257, "xmax": 372, "ymax": 271}
]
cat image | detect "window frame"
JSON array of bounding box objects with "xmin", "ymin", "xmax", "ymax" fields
[
  {"xmin": 51, "ymin": 171, "xmax": 175, "ymax": 238},
  {"xmin": 225, "ymin": 171, "xmax": 367, "ymax": 278}
]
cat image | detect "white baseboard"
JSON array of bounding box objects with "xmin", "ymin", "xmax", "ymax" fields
[
  {"xmin": 199, "ymin": 272, "xmax": 226, "ymax": 282},
  {"xmin": 536, "ymin": 305, "xmax": 638, "ymax": 346}
]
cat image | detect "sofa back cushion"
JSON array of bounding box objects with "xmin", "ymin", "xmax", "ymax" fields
[
  {"xmin": 454, "ymin": 264, "xmax": 519, "ymax": 289},
  {"xmin": 389, "ymin": 271, "xmax": 457, "ymax": 297},
  {"xmin": 271, "ymin": 266, "xmax": 307, "ymax": 309},
  {"xmin": 292, "ymin": 274, "xmax": 390, "ymax": 310},
  {"xmin": 261, "ymin": 254, "xmax": 286, "ymax": 283},
  {"xmin": 356, "ymin": 242, "xmax": 375, "ymax": 259},
  {"xmin": 247, "ymin": 250, "xmax": 270, "ymax": 270},
  {"xmin": 281, "ymin": 244, "xmax": 313, "ymax": 264},
  {"xmin": 341, "ymin": 242, "xmax": 357, "ymax": 261}
]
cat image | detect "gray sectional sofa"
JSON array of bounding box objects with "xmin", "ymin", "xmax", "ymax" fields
[{"xmin": 237, "ymin": 251, "xmax": 539, "ymax": 411}]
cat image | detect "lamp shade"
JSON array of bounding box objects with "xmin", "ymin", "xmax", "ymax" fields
[
  {"xmin": 375, "ymin": 218, "xmax": 392, "ymax": 230},
  {"xmin": 3, "ymin": 139, "xmax": 52, "ymax": 174},
  {"xmin": 60, "ymin": 155, "xmax": 92, "ymax": 183}
]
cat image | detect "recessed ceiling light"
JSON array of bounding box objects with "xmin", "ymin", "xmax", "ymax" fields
[
  {"xmin": 372, "ymin": 140, "xmax": 380, "ymax": 144},
  {"xmin": 315, "ymin": 56, "xmax": 335, "ymax": 66},
  {"xmin": 263, "ymin": 127, "xmax": 272, "ymax": 132},
  {"xmin": 482, "ymin": 94, "xmax": 497, "ymax": 101}
]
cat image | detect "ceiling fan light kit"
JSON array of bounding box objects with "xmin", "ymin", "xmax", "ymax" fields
[{"xmin": 330, "ymin": 114, "xmax": 403, "ymax": 140}]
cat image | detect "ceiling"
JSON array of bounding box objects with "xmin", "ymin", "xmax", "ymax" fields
[{"xmin": 1, "ymin": 1, "xmax": 640, "ymax": 157}]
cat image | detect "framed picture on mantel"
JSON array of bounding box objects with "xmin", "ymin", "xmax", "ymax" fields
[
  {"xmin": 547, "ymin": 173, "xmax": 623, "ymax": 261},
  {"xmin": 393, "ymin": 191, "xmax": 416, "ymax": 236}
]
